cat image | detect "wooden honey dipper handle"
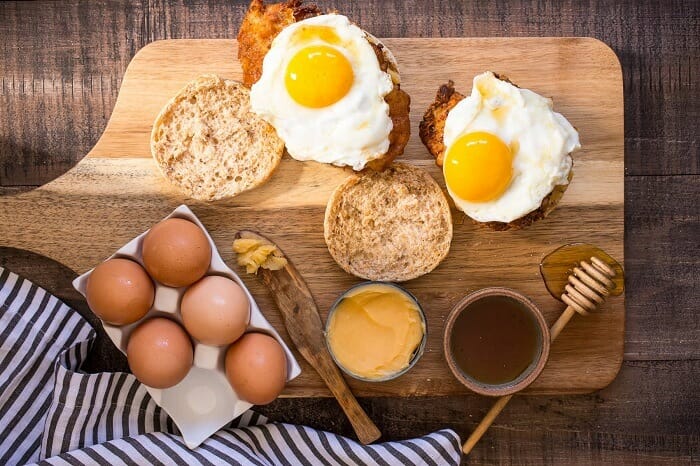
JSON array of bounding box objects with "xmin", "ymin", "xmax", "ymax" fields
[
  {"xmin": 462, "ymin": 394, "xmax": 513, "ymax": 454},
  {"xmin": 463, "ymin": 256, "xmax": 617, "ymax": 455}
]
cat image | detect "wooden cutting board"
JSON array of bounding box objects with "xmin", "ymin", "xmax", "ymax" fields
[{"xmin": 0, "ymin": 38, "xmax": 624, "ymax": 396}]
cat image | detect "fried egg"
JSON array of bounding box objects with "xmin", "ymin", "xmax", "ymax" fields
[
  {"xmin": 250, "ymin": 14, "xmax": 394, "ymax": 171},
  {"xmin": 443, "ymin": 71, "xmax": 581, "ymax": 223}
]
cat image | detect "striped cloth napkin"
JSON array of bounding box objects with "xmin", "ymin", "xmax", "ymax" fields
[{"xmin": 0, "ymin": 267, "xmax": 462, "ymax": 465}]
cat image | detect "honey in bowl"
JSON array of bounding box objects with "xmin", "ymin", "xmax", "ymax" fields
[
  {"xmin": 450, "ymin": 295, "xmax": 540, "ymax": 385},
  {"xmin": 444, "ymin": 288, "xmax": 550, "ymax": 396}
]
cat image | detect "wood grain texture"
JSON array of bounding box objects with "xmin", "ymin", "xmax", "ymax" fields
[
  {"xmin": 1, "ymin": 1, "xmax": 697, "ymax": 463},
  {"xmin": 0, "ymin": 37, "xmax": 625, "ymax": 398},
  {"xmin": 624, "ymin": 175, "xmax": 700, "ymax": 361}
]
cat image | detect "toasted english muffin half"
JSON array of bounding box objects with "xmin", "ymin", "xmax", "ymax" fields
[
  {"xmin": 324, "ymin": 163, "xmax": 453, "ymax": 282},
  {"xmin": 151, "ymin": 74, "xmax": 284, "ymax": 201},
  {"xmin": 419, "ymin": 77, "xmax": 574, "ymax": 231},
  {"xmin": 237, "ymin": 0, "xmax": 410, "ymax": 171}
]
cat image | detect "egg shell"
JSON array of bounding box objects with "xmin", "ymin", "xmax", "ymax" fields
[
  {"xmin": 142, "ymin": 218, "xmax": 211, "ymax": 287},
  {"xmin": 85, "ymin": 258, "xmax": 154, "ymax": 325},
  {"xmin": 225, "ymin": 333, "xmax": 287, "ymax": 405},
  {"xmin": 181, "ymin": 275, "xmax": 250, "ymax": 346},
  {"xmin": 127, "ymin": 317, "xmax": 193, "ymax": 389}
]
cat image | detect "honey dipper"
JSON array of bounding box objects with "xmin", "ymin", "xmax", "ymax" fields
[{"xmin": 463, "ymin": 255, "xmax": 621, "ymax": 455}]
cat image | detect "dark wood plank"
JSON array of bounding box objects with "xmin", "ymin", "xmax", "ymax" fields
[
  {"xmin": 0, "ymin": 0, "xmax": 148, "ymax": 187},
  {"xmin": 625, "ymin": 175, "xmax": 700, "ymax": 360}
]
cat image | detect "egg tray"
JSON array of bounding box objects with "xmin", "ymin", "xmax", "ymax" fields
[{"xmin": 72, "ymin": 204, "xmax": 302, "ymax": 449}]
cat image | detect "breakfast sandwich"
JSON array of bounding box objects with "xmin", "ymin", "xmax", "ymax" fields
[
  {"xmin": 238, "ymin": 0, "xmax": 410, "ymax": 171},
  {"xmin": 419, "ymin": 71, "xmax": 581, "ymax": 230},
  {"xmin": 324, "ymin": 163, "xmax": 453, "ymax": 282}
]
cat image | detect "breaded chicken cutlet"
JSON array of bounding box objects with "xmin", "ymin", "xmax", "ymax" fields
[
  {"xmin": 418, "ymin": 80, "xmax": 465, "ymax": 167},
  {"xmin": 238, "ymin": 0, "xmax": 321, "ymax": 87},
  {"xmin": 237, "ymin": 0, "xmax": 410, "ymax": 171}
]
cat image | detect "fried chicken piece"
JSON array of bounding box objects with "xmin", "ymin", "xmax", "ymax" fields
[
  {"xmin": 365, "ymin": 85, "xmax": 411, "ymax": 171},
  {"xmin": 364, "ymin": 40, "xmax": 411, "ymax": 171},
  {"xmin": 418, "ymin": 81, "xmax": 465, "ymax": 167},
  {"xmin": 237, "ymin": 0, "xmax": 321, "ymax": 87}
]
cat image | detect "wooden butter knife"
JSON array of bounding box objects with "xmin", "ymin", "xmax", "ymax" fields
[{"xmin": 234, "ymin": 230, "xmax": 381, "ymax": 445}]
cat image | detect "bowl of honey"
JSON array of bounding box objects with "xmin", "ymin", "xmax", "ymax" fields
[{"xmin": 443, "ymin": 287, "xmax": 550, "ymax": 396}]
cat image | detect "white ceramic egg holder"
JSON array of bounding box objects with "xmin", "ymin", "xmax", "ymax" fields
[{"xmin": 72, "ymin": 204, "xmax": 302, "ymax": 449}]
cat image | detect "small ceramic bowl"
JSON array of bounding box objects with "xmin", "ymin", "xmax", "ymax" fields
[
  {"xmin": 443, "ymin": 287, "xmax": 550, "ymax": 396},
  {"xmin": 325, "ymin": 281, "xmax": 427, "ymax": 382}
]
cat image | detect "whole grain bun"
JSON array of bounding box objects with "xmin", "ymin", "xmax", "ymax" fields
[
  {"xmin": 419, "ymin": 77, "xmax": 574, "ymax": 230},
  {"xmin": 151, "ymin": 74, "xmax": 284, "ymax": 201},
  {"xmin": 324, "ymin": 163, "xmax": 453, "ymax": 282}
]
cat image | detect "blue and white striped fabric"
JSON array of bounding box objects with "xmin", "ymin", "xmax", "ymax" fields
[{"xmin": 0, "ymin": 267, "xmax": 462, "ymax": 465}]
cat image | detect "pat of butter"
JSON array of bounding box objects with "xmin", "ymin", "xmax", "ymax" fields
[
  {"xmin": 327, "ymin": 283, "xmax": 424, "ymax": 379},
  {"xmin": 233, "ymin": 238, "xmax": 287, "ymax": 274}
]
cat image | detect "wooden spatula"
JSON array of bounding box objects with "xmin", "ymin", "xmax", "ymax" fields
[{"xmin": 234, "ymin": 230, "xmax": 381, "ymax": 445}]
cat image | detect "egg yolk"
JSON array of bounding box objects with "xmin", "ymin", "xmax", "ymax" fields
[
  {"xmin": 444, "ymin": 132, "xmax": 513, "ymax": 202},
  {"xmin": 285, "ymin": 45, "xmax": 354, "ymax": 108}
]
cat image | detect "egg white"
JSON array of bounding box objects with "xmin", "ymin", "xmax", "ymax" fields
[
  {"xmin": 250, "ymin": 14, "xmax": 394, "ymax": 171},
  {"xmin": 443, "ymin": 71, "xmax": 580, "ymax": 223}
]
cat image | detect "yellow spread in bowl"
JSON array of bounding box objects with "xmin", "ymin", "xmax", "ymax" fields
[{"xmin": 326, "ymin": 283, "xmax": 425, "ymax": 380}]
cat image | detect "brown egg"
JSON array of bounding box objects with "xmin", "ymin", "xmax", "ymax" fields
[
  {"xmin": 127, "ymin": 318, "xmax": 193, "ymax": 389},
  {"xmin": 142, "ymin": 218, "xmax": 212, "ymax": 287},
  {"xmin": 86, "ymin": 258, "xmax": 154, "ymax": 325},
  {"xmin": 225, "ymin": 333, "xmax": 287, "ymax": 405},
  {"xmin": 181, "ymin": 276, "xmax": 250, "ymax": 346}
]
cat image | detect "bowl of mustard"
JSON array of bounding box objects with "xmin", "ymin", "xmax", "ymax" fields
[{"xmin": 324, "ymin": 282, "xmax": 427, "ymax": 382}]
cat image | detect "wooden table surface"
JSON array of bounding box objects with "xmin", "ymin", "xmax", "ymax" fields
[{"xmin": 1, "ymin": 1, "xmax": 697, "ymax": 464}]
